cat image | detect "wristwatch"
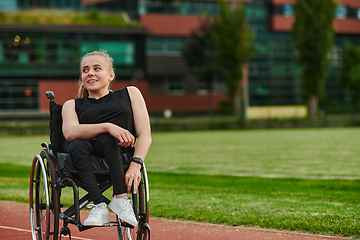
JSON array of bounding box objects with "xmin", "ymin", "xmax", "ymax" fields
[{"xmin": 131, "ymin": 157, "xmax": 143, "ymax": 170}]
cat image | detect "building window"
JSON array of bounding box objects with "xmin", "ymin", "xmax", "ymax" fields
[
  {"xmin": 180, "ymin": 1, "xmax": 218, "ymax": 15},
  {"xmin": 81, "ymin": 42, "xmax": 134, "ymax": 65},
  {"xmin": 165, "ymin": 76, "xmax": 185, "ymax": 94},
  {"xmin": 101, "ymin": 42, "xmax": 134, "ymax": 65},
  {"xmin": 336, "ymin": 6, "xmax": 347, "ymax": 19},
  {"xmin": 148, "ymin": 75, "xmax": 185, "ymax": 94},
  {"xmin": 196, "ymin": 76, "xmax": 226, "ymax": 95},
  {"xmin": 250, "ymin": 26, "xmax": 257, "ymax": 38},
  {"xmin": 0, "ymin": 41, "xmax": 3, "ymax": 63},
  {"xmin": 147, "ymin": 37, "xmax": 184, "ymax": 55},
  {"xmin": 0, "ymin": 80, "xmax": 38, "ymax": 109},
  {"xmin": 17, "ymin": 0, "xmax": 81, "ymax": 9},
  {"xmin": 284, "ymin": 4, "xmax": 293, "ymax": 16},
  {"xmin": 138, "ymin": 0, "xmax": 146, "ymax": 14},
  {"xmin": 329, "ymin": 46, "xmax": 342, "ymax": 67},
  {"xmin": 357, "ymin": 9, "xmax": 360, "ymax": 20},
  {"xmin": 0, "ymin": 0, "xmax": 17, "ymax": 11},
  {"xmin": 144, "ymin": 0, "xmax": 218, "ymax": 15},
  {"xmin": 248, "ymin": 63, "xmax": 258, "ymax": 76},
  {"xmin": 146, "ymin": 0, "xmax": 178, "ymax": 14}
]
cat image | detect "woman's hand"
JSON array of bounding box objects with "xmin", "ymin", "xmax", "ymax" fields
[
  {"xmin": 106, "ymin": 123, "xmax": 135, "ymax": 148},
  {"xmin": 125, "ymin": 162, "xmax": 142, "ymax": 194}
]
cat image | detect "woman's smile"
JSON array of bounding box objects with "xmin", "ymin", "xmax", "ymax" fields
[{"xmin": 87, "ymin": 79, "xmax": 98, "ymax": 84}]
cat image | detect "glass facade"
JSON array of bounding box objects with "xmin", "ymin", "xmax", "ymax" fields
[
  {"xmin": 0, "ymin": 27, "xmax": 143, "ymax": 109},
  {"xmin": 0, "ymin": 32, "xmax": 136, "ymax": 77},
  {"xmin": 17, "ymin": 0, "xmax": 82, "ymax": 10},
  {"xmin": 2, "ymin": 0, "xmax": 360, "ymax": 110},
  {"xmin": 142, "ymin": 0, "xmax": 360, "ymax": 107},
  {"xmin": 245, "ymin": 0, "xmax": 360, "ymax": 108},
  {"xmin": 245, "ymin": 1, "xmax": 302, "ymax": 106},
  {"xmin": 81, "ymin": 42, "xmax": 135, "ymax": 65},
  {"xmin": 143, "ymin": 0, "xmax": 219, "ymax": 15}
]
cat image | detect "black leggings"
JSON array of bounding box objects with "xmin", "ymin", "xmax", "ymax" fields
[{"xmin": 63, "ymin": 133, "xmax": 127, "ymax": 204}]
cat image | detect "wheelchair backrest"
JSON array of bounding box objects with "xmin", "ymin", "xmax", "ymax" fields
[{"xmin": 47, "ymin": 91, "xmax": 66, "ymax": 153}]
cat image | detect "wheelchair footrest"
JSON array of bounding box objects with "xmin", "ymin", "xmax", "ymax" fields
[
  {"xmin": 78, "ymin": 221, "xmax": 133, "ymax": 231},
  {"xmin": 103, "ymin": 222, "xmax": 121, "ymax": 227}
]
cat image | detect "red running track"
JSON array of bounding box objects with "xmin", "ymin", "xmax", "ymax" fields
[{"xmin": 0, "ymin": 201, "xmax": 352, "ymax": 240}]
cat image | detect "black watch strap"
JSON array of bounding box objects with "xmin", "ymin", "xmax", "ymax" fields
[{"xmin": 131, "ymin": 157, "xmax": 143, "ymax": 170}]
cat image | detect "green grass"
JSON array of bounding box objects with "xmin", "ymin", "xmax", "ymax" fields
[
  {"xmin": 146, "ymin": 128, "xmax": 360, "ymax": 178},
  {"xmin": 150, "ymin": 172, "xmax": 360, "ymax": 238},
  {"xmin": 0, "ymin": 128, "xmax": 360, "ymax": 238}
]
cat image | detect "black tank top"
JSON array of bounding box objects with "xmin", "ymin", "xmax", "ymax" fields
[{"xmin": 75, "ymin": 88, "xmax": 137, "ymax": 139}]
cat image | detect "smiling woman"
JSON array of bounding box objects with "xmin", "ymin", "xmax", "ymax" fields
[{"xmin": 61, "ymin": 49, "xmax": 152, "ymax": 227}]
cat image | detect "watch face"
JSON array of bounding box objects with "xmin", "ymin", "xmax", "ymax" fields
[{"xmin": 133, "ymin": 157, "xmax": 143, "ymax": 165}]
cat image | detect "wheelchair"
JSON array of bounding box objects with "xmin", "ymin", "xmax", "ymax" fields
[{"xmin": 29, "ymin": 91, "xmax": 150, "ymax": 240}]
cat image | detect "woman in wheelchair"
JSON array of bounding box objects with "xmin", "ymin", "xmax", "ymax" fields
[{"xmin": 61, "ymin": 50, "xmax": 152, "ymax": 227}]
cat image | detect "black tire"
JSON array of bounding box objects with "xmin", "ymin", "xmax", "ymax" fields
[
  {"xmin": 137, "ymin": 223, "xmax": 150, "ymax": 240},
  {"xmin": 30, "ymin": 151, "xmax": 60, "ymax": 240},
  {"xmin": 136, "ymin": 174, "xmax": 150, "ymax": 240}
]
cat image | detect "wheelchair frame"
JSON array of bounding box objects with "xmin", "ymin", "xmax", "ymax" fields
[{"xmin": 29, "ymin": 91, "xmax": 150, "ymax": 240}]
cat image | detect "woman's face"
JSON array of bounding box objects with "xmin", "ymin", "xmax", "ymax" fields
[{"xmin": 81, "ymin": 55, "xmax": 114, "ymax": 94}]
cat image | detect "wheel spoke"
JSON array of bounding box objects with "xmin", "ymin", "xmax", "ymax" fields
[{"xmin": 40, "ymin": 203, "xmax": 47, "ymax": 210}]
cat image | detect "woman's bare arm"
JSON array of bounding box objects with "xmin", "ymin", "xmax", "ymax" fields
[
  {"xmin": 125, "ymin": 86, "xmax": 152, "ymax": 194},
  {"xmin": 128, "ymin": 86, "xmax": 152, "ymax": 160}
]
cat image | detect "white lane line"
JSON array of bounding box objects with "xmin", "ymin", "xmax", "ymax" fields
[
  {"xmin": 0, "ymin": 225, "xmax": 30, "ymax": 233},
  {"xmin": 0, "ymin": 225, "xmax": 94, "ymax": 240}
]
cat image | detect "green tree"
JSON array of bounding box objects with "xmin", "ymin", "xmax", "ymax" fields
[
  {"xmin": 338, "ymin": 42, "xmax": 360, "ymax": 107},
  {"xmin": 183, "ymin": 19, "xmax": 221, "ymax": 113},
  {"xmin": 210, "ymin": 0, "xmax": 255, "ymax": 116},
  {"xmin": 292, "ymin": 0, "xmax": 337, "ymax": 117}
]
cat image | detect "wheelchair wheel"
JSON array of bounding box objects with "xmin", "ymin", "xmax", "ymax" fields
[
  {"xmin": 117, "ymin": 216, "xmax": 138, "ymax": 240},
  {"xmin": 30, "ymin": 150, "xmax": 60, "ymax": 240},
  {"xmin": 117, "ymin": 167, "xmax": 150, "ymax": 240}
]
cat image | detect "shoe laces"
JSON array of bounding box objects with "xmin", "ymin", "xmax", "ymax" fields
[
  {"xmin": 120, "ymin": 198, "xmax": 133, "ymax": 213},
  {"xmin": 87, "ymin": 203, "xmax": 105, "ymax": 217}
]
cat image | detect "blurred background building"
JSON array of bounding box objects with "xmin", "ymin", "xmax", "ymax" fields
[{"xmin": 0, "ymin": 0, "xmax": 359, "ymax": 116}]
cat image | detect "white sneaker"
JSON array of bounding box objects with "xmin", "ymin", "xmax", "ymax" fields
[
  {"xmin": 109, "ymin": 197, "xmax": 138, "ymax": 227},
  {"xmin": 83, "ymin": 202, "xmax": 109, "ymax": 226}
]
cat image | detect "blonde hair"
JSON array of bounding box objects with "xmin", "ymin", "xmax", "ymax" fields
[{"xmin": 78, "ymin": 50, "xmax": 115, "ymax": 98}]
